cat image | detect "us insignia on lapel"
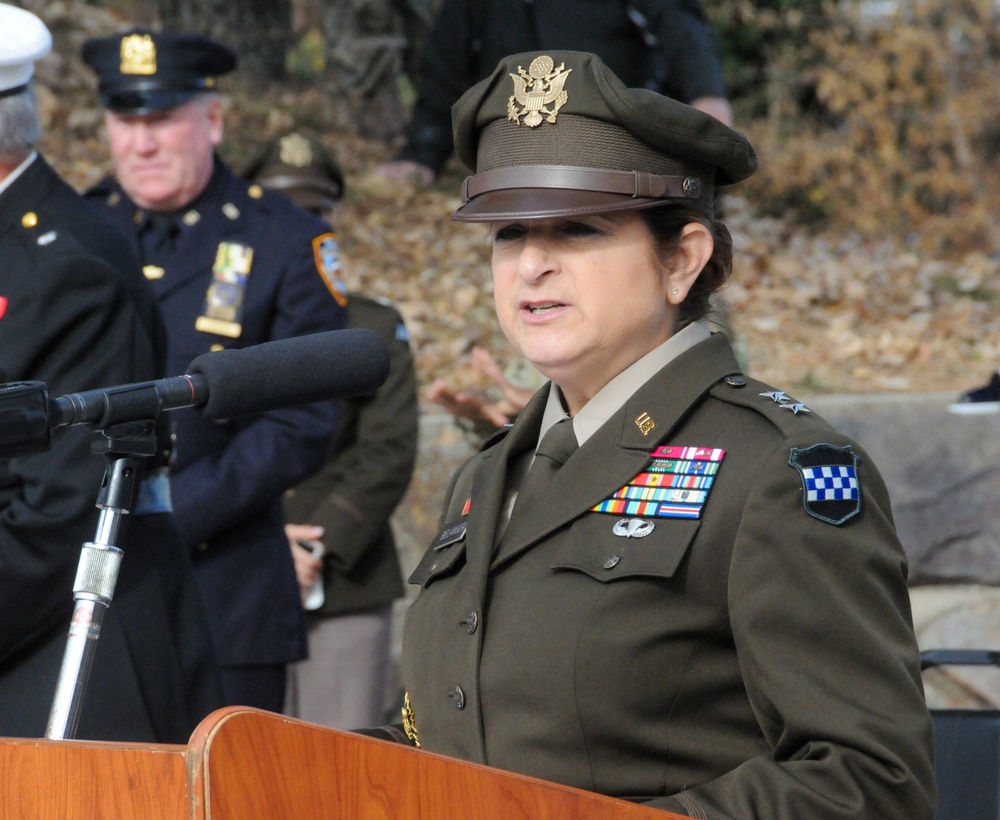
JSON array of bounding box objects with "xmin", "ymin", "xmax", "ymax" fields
[
  {"xmin": 591, "ymin": 445, "xmax": 725, "ymax": 519},
  {"xmin": 788, "ymin": 444, "xmax": 861, "ymax": 526}
]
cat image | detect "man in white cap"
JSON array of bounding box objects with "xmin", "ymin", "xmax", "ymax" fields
[{"xmin": 0, "ymin": 3, "xmax": 223, "ymax": 742}]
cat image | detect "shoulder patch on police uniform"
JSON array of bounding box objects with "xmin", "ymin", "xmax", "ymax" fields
[
  {"xmin": 312, "ymin": 232, "xmax": 349, "ymax": 307},
  {"xmin": 789, "ymin": 444, "xmax": 861, "ymax": 526}
]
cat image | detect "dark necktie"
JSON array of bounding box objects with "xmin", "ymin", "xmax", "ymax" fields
[
  {"xmin": 140, "ymin": 212, "xmax": 178, "ymax": 264},
  {"xmin": 505, "ymin": 418, "xmax": 578, "ymax": 535}
]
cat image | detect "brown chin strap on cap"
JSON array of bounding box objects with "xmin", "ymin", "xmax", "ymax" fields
[{"xmin": 461, "ymin": 164, "xmax": 704, "ymax": 205}]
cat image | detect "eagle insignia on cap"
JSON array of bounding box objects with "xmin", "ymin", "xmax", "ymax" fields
[
  {"xmin": 507, "ymin": 56, "xmax": 571, "ymax": 128},
  {"xmin": 279, "ymin": 132, "xmax": 313, "ymax": 167},
  {"xmin": 120, "ymin": 34, "xmax": 156, "ymax": 75}
]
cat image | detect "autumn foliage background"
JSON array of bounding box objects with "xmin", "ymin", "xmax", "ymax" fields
[{"xmin": 23, "ymin": 0, "xmax": 1000, "ymax": 399}]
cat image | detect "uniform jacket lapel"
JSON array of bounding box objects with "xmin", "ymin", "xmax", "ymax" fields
[
  {"xmin": 494, "ymin": 334, "xmax": 742, "ymax": 568},
  {"xmin": 464, "ymin": 390, "xmax": 547, "ymax": 576}
]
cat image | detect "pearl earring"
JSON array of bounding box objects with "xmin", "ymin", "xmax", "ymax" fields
[{"xmin": 671, "ymin": 288, "xmax": 679, "ymax": 296}]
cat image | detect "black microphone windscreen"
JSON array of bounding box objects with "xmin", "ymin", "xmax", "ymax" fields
[{"xmin": 187, "ymin": 330, "xmax": 390, "ymax": 419}]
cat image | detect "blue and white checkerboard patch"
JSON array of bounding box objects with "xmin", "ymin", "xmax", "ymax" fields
[{"xmin": 788, "ymin": 444, "xmax": 861, "ymax": 525}]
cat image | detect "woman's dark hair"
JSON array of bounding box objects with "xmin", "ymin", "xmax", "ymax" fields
[{"xmin": 639, "ymin": 201, "xmax": 733, "ymax": 328}]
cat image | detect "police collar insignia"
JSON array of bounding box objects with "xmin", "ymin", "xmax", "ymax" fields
[
  {"xmin": 507, "ymin": 56, "xmax": 571, "ymax": 128},
  {"xmin": 592, "ymin": 445, "xmax": 725, "ymax": 519},
  {"xmin": 789, "ymin": 444, "xmax": 861, "ymax": 526}
]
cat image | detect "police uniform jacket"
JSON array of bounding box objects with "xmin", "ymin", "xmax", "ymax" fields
[
  {"xmin": 402, "ymin": 331, "xmax": 936, "ymax": 818},
  {"xmin": 284, "ymin": 295, "xmax": 417, "ymax": 617},
  {"xmin": 86, "ymin": 159, "xmax": 346, "ymax": 667},
  {"xmin": 398, "ymin": 0, "xmax": 727, "ymax": 174},
  {"xmin": 0, "ymin": 154, "xmax": 223, "ymax": 742}
]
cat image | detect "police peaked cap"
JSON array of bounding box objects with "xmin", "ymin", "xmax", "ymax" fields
[
  {"xmin": 82, "ymin": 29, "xmax": 236, "ymax": 114},
  {"xmin": 451, "ymin": 50, "xmax": 757, "ymax": 222}
]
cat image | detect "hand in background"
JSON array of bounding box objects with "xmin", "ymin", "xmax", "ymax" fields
[
  {"xmin": 426, "ymin": 346, "xmax": 536, "ymax": 430},
  {"xmin": 285, "ymin": 523, "xmax": 325, "ymax": 593},
  {"xmin": 470, "ymin": 346, "xmax": 535, "ymax": 413}
]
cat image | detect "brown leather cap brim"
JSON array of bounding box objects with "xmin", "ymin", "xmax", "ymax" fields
[{"xmin": 452, "ymin": 187, "xmax": 669, "ymax": 222}]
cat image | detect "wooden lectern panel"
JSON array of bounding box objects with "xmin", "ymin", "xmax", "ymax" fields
[
  {"xmin": 2, "ymin": 708, "xmax": 691, "ymax": 818},
  {"xmin": 0, "ymin": 736, "xmax": 187, "ymax": 819},
  {"xmin": 188, "ymin": 707, "xmax": 689, "ymax": 819}
]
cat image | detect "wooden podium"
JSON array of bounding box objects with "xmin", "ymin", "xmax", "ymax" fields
[{"xmin": 0, "ymin": 707, "xmax": 690, "ymax": 819}]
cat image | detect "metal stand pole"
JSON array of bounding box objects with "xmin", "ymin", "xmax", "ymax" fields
[{"xmin": 45, "ymin": 423, "xmax": 155, "ymax": 740}]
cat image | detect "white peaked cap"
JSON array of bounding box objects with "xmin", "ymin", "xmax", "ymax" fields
[{"xmin": 0, "ymin": 3, "xmax": 51, "ymax": 95}]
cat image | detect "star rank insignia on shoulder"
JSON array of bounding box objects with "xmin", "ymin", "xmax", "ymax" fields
[
  {"xmin": 760, "ymin": 390, "xmax": 811, "ymax": 414},
  {"xmin": 788, "ymin": 443, "xmax": 861, "ymax": 525}
]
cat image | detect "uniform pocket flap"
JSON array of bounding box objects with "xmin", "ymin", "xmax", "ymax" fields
[
  {"xmin": 551, "ymin": 514, "xmax": 700, "ymax": 582},
  {"xmin": 407, "ymin": 540, "xmax": 467, "ymax": 587}
]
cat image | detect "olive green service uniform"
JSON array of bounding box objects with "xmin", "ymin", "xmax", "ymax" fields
[
  {"xmin": 392, "ymin": 49, "xmax": 936, "ymax": 818},
  {"xmin": 402, "ymin": 327, "xmax": 935, "ymax": 818}
]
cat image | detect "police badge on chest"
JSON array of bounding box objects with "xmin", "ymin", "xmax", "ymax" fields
[{"xmin": 195, "ymin": 241, "xmax": 253, "ymax": 338}]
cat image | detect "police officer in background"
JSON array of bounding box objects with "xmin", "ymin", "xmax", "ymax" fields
[
  {"xmin": 0, "ymin": 5, "xmax": 222, "ymax": 742},
  {"xmin": 245, "ymin": 131, "xmax": 419, "ymax": 729},
  {"xmin": 82, "ymin": 32, "xmax": 348, "ymax": 712}
]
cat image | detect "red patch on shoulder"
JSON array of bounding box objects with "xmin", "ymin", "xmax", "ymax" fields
[{"xmin": 0, "ymin": 296, "xmax": 7, "ymax": 320}]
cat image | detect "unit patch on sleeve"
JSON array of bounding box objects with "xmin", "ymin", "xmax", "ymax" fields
[
  {"xmin": 312, "ymin": 232, "xmax": 349, "ymax": 307},
  {"xmin": 591, "ymin": 445, "xmax": 725, "ymax": 519},
  {"xmin": 788, "ymin": 443, "xmax": 861, "ymax": 526}
]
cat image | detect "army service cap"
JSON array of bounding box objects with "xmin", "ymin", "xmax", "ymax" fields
[
  {"xmin": 244, "ymin": 130, "xmax": 345, "ymax": 214},
  {"xmin": 0, "ymin": 3, "xmax": 51, "ymax": 98},
  {"xmin": 82, "ymin": 29, "xmax": 236, "ymax": 114},
  {"xmin": 452, "ymin": 50, "xmax": 757, "ymax": 222}
]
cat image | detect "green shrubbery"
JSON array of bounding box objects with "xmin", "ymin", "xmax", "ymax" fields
[{"xmin": 712, "ymin": 0, "xmax": 1000, "ymax": 253}]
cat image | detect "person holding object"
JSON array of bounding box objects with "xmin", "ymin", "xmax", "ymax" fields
[
  {"xmin": 367, "ymin": 50, "xmax": 937, "ymax": 816},
  {"xmin": 244, "ymin": 130, "xmax": 420, "ymax": 729},
  {"xmin": 0, "ymin": 4, "xmax": 221, "ymax": 742},
  {"xmin": 81, "ymin": 31, "xmax": 348, "ymax": 712}
]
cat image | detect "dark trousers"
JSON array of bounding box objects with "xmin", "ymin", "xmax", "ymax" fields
[{"xmin": 219, "ymin": 663, "xmax": 287, "ymax": 713}]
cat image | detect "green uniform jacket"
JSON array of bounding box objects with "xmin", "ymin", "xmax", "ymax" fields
[
  {"xmin": 402, "ymin": 333, "xmax": 936, "ymax": 819},
  {"xmin": 284, "ymin": 295, "xmax": 417, "ymax": 616}
]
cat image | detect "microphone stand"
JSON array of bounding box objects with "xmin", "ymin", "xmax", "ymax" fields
[{"xmin": 45, "ymin": 421, "xmax": 157, "ymax": 740}]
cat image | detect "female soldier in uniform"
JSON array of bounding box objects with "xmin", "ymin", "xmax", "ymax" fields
[{"xmin": 383, "ymin": 50, "xmax": 936, "ymax": 818}]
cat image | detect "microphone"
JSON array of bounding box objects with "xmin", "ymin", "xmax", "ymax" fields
[
  {"xmin": 0, "ymin": 330, "xmax": 390, "ymax": 455},
  {"xmin": 188, "ymin": 327, "xmax": 389, "ymax": 420}
]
